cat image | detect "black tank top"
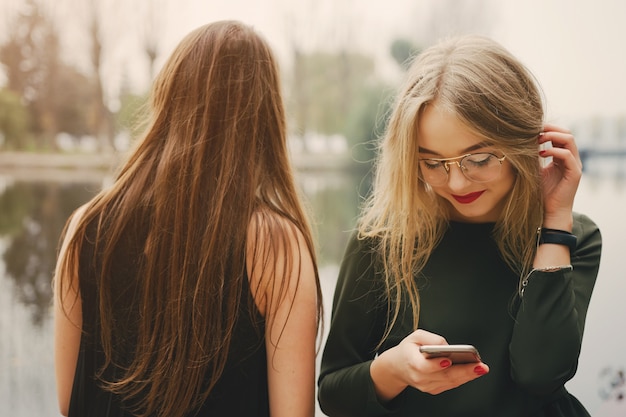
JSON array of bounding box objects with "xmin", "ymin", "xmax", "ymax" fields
[{"xmin": 68, "ymin": 219, "xmax": 269, "ymax": 417}]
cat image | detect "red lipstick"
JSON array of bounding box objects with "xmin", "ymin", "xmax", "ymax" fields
[{"xmin": 452, "ymin": 191, "xmax": 484, "ymax": 204}]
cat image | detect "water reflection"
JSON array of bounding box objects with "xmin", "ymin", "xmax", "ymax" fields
[
  {"xmin": 0, "ymin": 168, "xmax": 367, "ymax": 326},
  {"xmin": 1, "ymin": 168, "xmax": 625, "ymax": 416},
  {"xmin": 0, "ymin": 179, "xmax": 100, "ymax": 326}
]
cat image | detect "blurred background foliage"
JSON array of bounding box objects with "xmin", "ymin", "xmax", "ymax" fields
[{"xmin": 0, "ymin": 0, "xmax": 423, "ymax": 157}]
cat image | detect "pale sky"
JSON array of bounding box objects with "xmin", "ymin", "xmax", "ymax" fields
[
  {"xmin": 491, "ymin": 0, "xmax": 626, "ymax": 120},
  {"xmin": 154, "ymin": 0, "xmax": 626, "ymax": 122},
  {"xmin": 2, "ymin": 0, "xmax": 625, "ymax": 122}
]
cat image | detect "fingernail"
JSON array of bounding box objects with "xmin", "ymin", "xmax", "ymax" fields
[
  {"xmin": 539, "ymin": 150, "xmax": 547, "ymax": 156},
  {"xmin": 440, "ymin": 359, "xmax": 451, "ymax": 368},
  {"xmin": 474, "ymin": 366, "xmax": 487, "ymax": 375}
]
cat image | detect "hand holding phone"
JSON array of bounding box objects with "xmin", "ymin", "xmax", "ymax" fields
[{"xmin": 419, "ymin": 344, "xmax": 482, "ymax": 364}]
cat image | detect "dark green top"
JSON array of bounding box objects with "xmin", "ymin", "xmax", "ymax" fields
[{"xmin": 318, "ymin": 212, "xmax": 601, "ymax": 417}]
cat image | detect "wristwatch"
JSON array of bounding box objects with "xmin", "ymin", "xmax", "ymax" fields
[{"xmin": 538, "ymin": 227, "xmax": 577, "ymax": 252}]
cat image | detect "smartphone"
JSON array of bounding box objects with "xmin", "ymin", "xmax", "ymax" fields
[{"xmin": 419, "ymin": 344, "xmax": 481, "ymax": 364}]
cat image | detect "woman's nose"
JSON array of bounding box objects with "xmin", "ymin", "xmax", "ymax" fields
[{"xmin": 445, "ymin": 162, "xmax": 471, "ymax": 190}]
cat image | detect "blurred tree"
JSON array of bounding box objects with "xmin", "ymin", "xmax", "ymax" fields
[
  {"xmin": 0, "ymin": 88, "xmax": 31, "ymax": 149},
  {"xmin": 390, "ymin": 38, "xmax": 421, "ymax": 69},
  {"xmin": 115, "ymin": 90, "xmax": 148, "ymax": 141},
  {"xmin": 0, "ymin": 0, "xmax": 63, "ymax": 149},
  {"xmin": 285, "ymin": 49, "xmax": 396, "ymax": 202},
  {"xmin": 55, "ymin": 65, "xmax": 96, "ymax": 139},
  {"xmin": 83, "ymin": 0, "xmax": 163, "ymax": 152},
  {"xmin": 287, "ymin": 50, "xmax": 377, "ymax": 138},
  {"xmin": 86, "ymin": 0, "xmax": 115, "ymax": 152},
  {"xmin": 0, "ymin": 0, "xmax": 101, "ymax": 150},
  {"xmin": 139, "ymin": 0, "xmax": 166, "ymax": 80},
  {"xmin": 343, "ymin": 83, "xmax": 393, "ymax": 157},
  {"xmin": 309, "ymin": 184, "xmax": 361, "ymax": 266},
  {"xmin": 342, "ymin": 83, "xmax": 394, "ymax": 198}
]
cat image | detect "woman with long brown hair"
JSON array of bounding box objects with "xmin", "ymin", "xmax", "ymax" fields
[{"xmin": 54, "ymin": 20, "xmax": 322, "ymax": 417}]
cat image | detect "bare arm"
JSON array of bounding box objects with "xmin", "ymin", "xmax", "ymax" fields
[
  {"xmin": 247, "ymin": 214, "xmax": 319, "ymax": 417},
  {"xmin": 53, "ymin": 205, "xmax": 87, "ymax": 416}
]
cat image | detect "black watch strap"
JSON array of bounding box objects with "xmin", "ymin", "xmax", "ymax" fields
[{"xmin": 539, "ymin": 227, "xmax": 577, "ymax": 252}]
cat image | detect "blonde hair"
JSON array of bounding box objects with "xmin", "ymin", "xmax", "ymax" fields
[
  {"xmin": 56, "ymin": 20, "xmax": 321, "ymax": 417},
  {"xmin": 359, "ymin": 35, "xmax": 544, "ymax": 345}
]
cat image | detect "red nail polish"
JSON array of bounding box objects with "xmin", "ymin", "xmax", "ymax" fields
[
  {"xmin": 539, "ymin": 150, "xmax": 547, "ymax": 156},
  {"xmin": 440, "ymin": 359, "xmax": 451, "ymax": 368},
  {"xmin": 474, "ymin": 366, "xmax": 486, "ymax": 375}
]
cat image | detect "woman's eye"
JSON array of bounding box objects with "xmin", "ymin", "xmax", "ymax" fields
[
  {"xmin": 422, "ymin": 161, "xmax": 442, "ymax": 170},
  {"xmin": 466, "ymin": 154, "xmax": 493, "ymax": 167}
]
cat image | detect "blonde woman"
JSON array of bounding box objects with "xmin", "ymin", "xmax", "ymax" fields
[
  {"xmin": 54, "ymin": 21, "xmax": 322, "ymax": 417},
  {"xmin": 318, "ymin": 35, "xmax": 601, "ymax": 416}
]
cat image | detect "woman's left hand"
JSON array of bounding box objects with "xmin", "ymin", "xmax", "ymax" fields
[{"xmin": 538, "ymin": 124, "xmax": 583, "ymax": 230}]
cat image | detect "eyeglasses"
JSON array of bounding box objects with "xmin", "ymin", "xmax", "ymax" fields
[{"xmin": 418, "ymin": 153, "xmax": 507, "ymax": 186}]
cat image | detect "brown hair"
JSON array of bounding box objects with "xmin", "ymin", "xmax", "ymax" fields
[
  {"xmin": 56, "ymin": 20, "xmax": 321, "ymax": 417},
  {"xmin": 359, "ymin": 35, "xmax": 544, "ymax": 346}
]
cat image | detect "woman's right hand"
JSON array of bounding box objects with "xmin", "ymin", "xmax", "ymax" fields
[{"xmin": 369, "ymin": 329, "xmax": 489, "ymax": 402}]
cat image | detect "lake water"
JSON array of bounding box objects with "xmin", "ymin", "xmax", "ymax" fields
[{"xmin": 0, "ymin": 165, "xmax": 624, "ymax": 416}]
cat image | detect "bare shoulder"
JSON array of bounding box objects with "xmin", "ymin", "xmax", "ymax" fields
[
  {"xmin": 248, "ymin": 209, "xmax": 305, "ymax": 238},
  {"xmin": 57, "ymin": 204, "xmax": 89, "ymax": 269},
  {"xmin": 246, "ymin": 210, "xmax": 313, "ymax": 260},
  {"xmin": 246, "ymin": 210, "xmax": 316, "ymax": 315},
  {"xmin": 62, "ymin": 203, "xmax": 90, "ymax": 241}
]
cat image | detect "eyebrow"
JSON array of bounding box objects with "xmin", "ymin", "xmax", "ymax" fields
[{"xmin": 418, "ymin": 141, "xmax": 493, "ymax": 156}]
